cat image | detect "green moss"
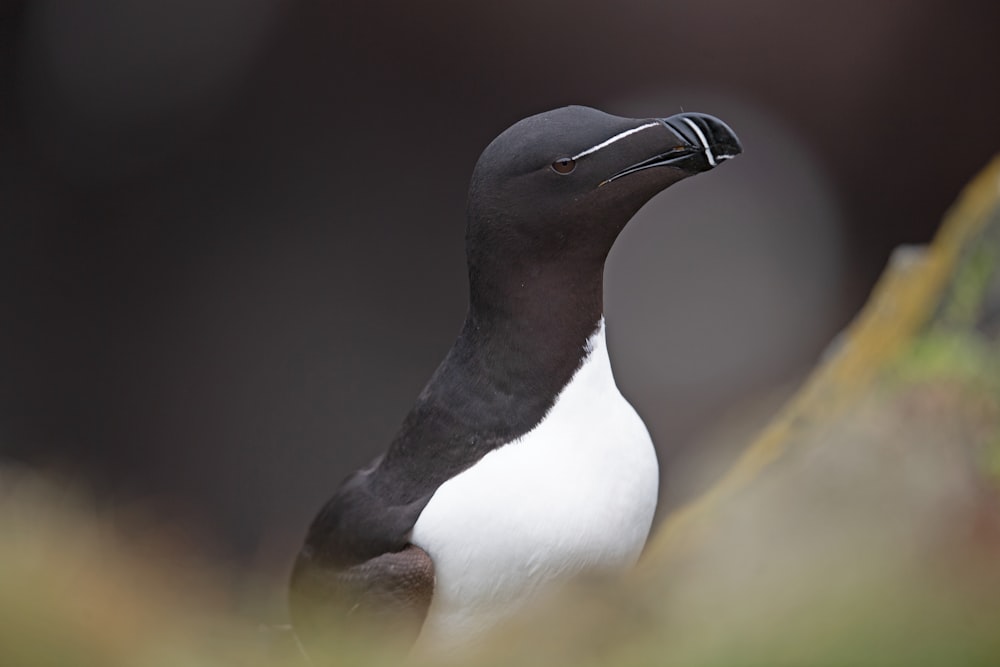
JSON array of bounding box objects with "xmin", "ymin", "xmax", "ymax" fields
[
  {"xmin": 983, "ymin": 433, "xmax": 1000, "ymax": 484},
  {"xmin": 892, "ymin": 327, "xmax": 1000, "ymax": 391},
  {"xmin": 887, "ymin": 327, "xmax": 1000, "ymax": 487},
  {"xmin": 941, "ymin": 240, "xmax": 999, "ymax": 327}
]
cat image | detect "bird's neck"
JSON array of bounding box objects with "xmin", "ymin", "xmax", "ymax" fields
[
  {"xmin": 406, "ymin": 265, "xmax": 603, "ymax": 457},
  {"xmin": 374, "ymin": 261, "xmax": 607, "ymax": 501},
  {"xmin": 465, "ymin": 257, "xmax": 606, "ymax": 376}
]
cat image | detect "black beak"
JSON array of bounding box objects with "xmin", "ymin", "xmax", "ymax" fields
[
  {"xmin": 661, "ymin": 112, "xmax": 742, "ymax": 170},
  {"xmin": 603, "ymin": 112, "xmax": 741, "ymax": 184}
]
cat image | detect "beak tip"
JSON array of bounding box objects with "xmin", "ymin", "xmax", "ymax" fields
[{"xmin": 662, "ymin": 112, "xmax": 742, "ymax": 169}]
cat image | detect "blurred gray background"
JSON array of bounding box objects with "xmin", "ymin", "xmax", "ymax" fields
[{"xmin": 2, "ymin": 0, "xmax": 999, "ymax": 576}]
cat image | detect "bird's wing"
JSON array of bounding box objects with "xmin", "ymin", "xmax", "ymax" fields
[
  {"xmin": 290, "ymin": 543, "xmax": 435, "ymax": 652},
  {"xmin": 335, "ymin": 544, "xmax": 435, "ymax": 622},
  {"xmin": 289, "ymin": 458, "xmax": 439, "ymax": 654}
]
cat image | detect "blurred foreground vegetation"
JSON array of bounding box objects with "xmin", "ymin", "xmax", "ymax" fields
[{"xmin": 4, "ymin": 157, "xmax": 1000, "ymax": 666}]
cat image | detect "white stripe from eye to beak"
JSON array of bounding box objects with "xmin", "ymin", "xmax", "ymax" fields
[
  {"xmin": 571, "ymin": 122, "xmax": 661, "ymax": 161},
  {"xmin": 679, "ymin": 116, "xmax": 716, "ymax": 167}
]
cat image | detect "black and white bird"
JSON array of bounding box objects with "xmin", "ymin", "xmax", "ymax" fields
[{"xmin": 289, "ymin": 105, "xmax": 741, "ymax": 654}]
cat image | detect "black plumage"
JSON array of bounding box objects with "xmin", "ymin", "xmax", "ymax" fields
[{"xmin": 289, "ymin": 106, "xmax": 741, "ymax": 653}]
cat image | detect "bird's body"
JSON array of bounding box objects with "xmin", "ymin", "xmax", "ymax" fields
[
  {"xmin": 411, "ymin": 318, "xmax": 658, "ymax": 647},
  {"xmin": 289, "ymin": 105, "xmax": 740, "ymax": 657}
]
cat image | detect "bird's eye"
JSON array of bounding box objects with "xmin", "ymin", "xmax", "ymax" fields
[{"xmin": 551, "ymin": 157, "xmax": 576, "ymax": 174}]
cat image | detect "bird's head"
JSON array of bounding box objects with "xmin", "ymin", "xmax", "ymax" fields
[{"xmin": 465, "ymin": 105, "xmax": 741, "ymax": 311}]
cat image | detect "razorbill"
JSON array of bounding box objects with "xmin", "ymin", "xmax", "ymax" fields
[{"xmin": 289, "ymin": 105, "xmax": 741, "ymax": 655}]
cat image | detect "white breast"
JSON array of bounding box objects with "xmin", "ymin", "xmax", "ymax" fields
[{"xmin": 410, "ymin": 318, "xmax": 659, "ymax": 650}]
